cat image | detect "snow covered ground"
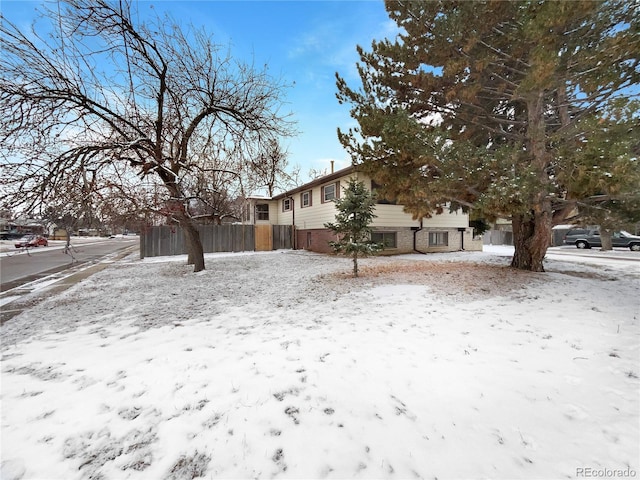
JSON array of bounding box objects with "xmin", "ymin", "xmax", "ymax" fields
[{"xmin": 1, "ymin": 246, "xmax": 638, "ymax": 480}]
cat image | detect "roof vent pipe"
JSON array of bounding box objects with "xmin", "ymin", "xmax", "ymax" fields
[{"xmin": 330, "ymin": 160, "xmax": 334, "ymax": 174}]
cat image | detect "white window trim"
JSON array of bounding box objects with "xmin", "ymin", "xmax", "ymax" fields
[
  {"xmin": 322, "ymin": 182, "xmax": 339, "ymax": 203},
  {"xmin": 372, "ymin": 231, "xmax": 397, "ymax": 249},
  {"xmin": 301, "ymin": 190, "xmax": 312, "ymax": 208},
  {"xmin": 255, "ymin": 204, "xmax": 269, "ymax": 221},
  {"xmin": 428, "ymin": 231, "xmax": 449, "ymax": 246}
]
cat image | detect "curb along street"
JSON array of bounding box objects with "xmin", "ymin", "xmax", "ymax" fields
[
  {"xmin": 0, "ymin": 244, "xmax": 138, "ymax": 325},
  {"xmin": 545, "ymin": 247, "xmax": 640, "ymax": 262}
]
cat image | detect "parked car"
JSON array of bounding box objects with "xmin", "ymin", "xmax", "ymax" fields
[
  {"xmin": 563, "ymin": 229, "xmax": 640, "ymax": 251},
  {"xmin": 14, "ymin": 235, "xmax": 49, "ymax": 248}
]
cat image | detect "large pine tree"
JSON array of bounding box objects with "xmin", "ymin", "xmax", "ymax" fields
[{"xmin": 337, "ymin": 0, "xmax": 639, "ymax": 271}]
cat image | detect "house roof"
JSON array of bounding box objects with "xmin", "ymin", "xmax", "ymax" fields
[
  {"xmin": 10, "ymin": 218, "xmax": 44, "ymax": 227},
  {"xmin": 246, "ymin": 195, "xmax": 272, "ymax": 201},
  {"xmin": 272, "ymin": 165, "xmax": 356, "ymax": 200}
]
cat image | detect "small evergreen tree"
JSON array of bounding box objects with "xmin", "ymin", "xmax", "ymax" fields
[{"xmin": 324, "ymin": 178, "xmax": 382, "ymax": 277}]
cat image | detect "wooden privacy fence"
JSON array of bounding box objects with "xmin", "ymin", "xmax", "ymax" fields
[
  {"xmin": 482, "ymin": 230, "xmax": 513, "ymax": 246},
  {"xmin": 482, "ymin": 229, "xmax": 569, "ymax": 247},
  {"xmin": 140, "ymin": 224, "xmax": 292, "ymax": 258}
]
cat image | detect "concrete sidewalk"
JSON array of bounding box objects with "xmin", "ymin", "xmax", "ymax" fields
[{"xmin": 0, "ymin": 245, "xmax": 138, "ymax": 325}]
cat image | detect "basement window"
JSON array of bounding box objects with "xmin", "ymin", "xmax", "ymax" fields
[
  {"xmin": 372, "ymin": 231, "xmax": 397, "ymax": 249},
  {"xmin": 429, "ymin": 231, "xmax": 448, "ymax": 246}
]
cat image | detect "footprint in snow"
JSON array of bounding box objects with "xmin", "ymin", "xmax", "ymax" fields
[{"xmin": 284, "ymin": 406, "xmax": 300, "ymax": 424}]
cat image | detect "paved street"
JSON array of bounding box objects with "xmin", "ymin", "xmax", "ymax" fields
[{"xmin": 0, "ymin": 236, "xmax": 139, "ymax": 292}]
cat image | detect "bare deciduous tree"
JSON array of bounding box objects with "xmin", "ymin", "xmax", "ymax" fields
[
  {"xmin": 248, "ymin": 139, "xmax": 300, "ymax": 197},
  {"xmin": 0, "ymin": 0, "xmax": 295, "ymax": 271}
]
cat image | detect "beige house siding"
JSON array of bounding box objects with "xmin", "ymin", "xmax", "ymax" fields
[
  {"xmin": 247, "ymin": 198, "xmax": 278, "ymax": 225},
  {"xmin": 422, "ymin": 210, "xmax": 470, "ymax": 229},
  {"xmin": 275, "ymin": 179, "xmax": 345, "ymax": 229},
  {"xmin": 277, "ymin": 202, "xmax": 293, "ymax": 225},
  {"xmin": 371, "ymin": 203, "xmax": 470, "ymax": 229},
  {"xmin": 250, "ymin": 165, "xmax": 480, "ymax": 253},
  {"xmin": 295, "ymin": 200, "xmax": 337, "ymax": 229},
  {"xmin": 351, "ymin": 171, "xmax": 470, "ymax": 230},
  {"xmin": 275, "ymin": 171, "xmax": 469, "ymax": 230},
  {"xmin": 370, "ymin": 204, "xmax": 420, "ymax": 228}
]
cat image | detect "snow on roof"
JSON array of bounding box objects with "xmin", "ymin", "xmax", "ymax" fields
[{"xmin": 245, "ymin": 195, "xmax": 272, "ymax": 200}]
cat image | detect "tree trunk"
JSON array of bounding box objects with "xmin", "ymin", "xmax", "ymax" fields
[
  {"xmin": 353, "ymin": 251, "xmax": 359, "ymax": 278},
  {"xmin": 185, "ymin": 228, "xmax": 195, "ymax": 266},
  {"xmin": 182, "ymin": 219, "xmax": 205, "ymax": 272},
  {"xmin": 172, "ymin": 205, "xmax": 205, "ymax": 272},
  {"xmin": 511, "ymin": 207, "xmax": 551, "ymax": 272},
  {"xmin": 165, "ymin": 191, "xmax": 206, "ymax": 272},
  {"xmin": 600, "ymin": 227, "xmax": 613, "ymax": 251},
  {"xmin": 511, "ymin": 92, "xmax": 552, "ymax": 272}
]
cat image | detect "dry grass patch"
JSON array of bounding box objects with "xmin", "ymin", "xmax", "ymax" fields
[{"xmin": 327, "ymin": 261, "xmax": 546, "ymax": 299}]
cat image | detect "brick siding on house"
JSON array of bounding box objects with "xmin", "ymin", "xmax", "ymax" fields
[
  {"xmin": 370, "ymin": 226, "xmax": 414, "ymax": 254},
  {"xmin": 372, "ymin": 227, "xmax": 464, "ymax": 254},
  {"xmin": 414, "ymin": 228, "xmax": 482, "ymax": 253},
  {"xmin": 296, "ymin": 226, "xmax": 481, "ymax": 255},
  {"xmin": 423, "ymin": 228, "xmax": 459, "ymax": 253},
  {"xmin": 297, "ymin": 229, "xmax": 338, "ymax": 254}
]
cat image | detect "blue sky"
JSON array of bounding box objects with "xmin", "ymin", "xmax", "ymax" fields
[{"xmin": 2, "ymin": 0, "xmax": 397, "ymax": 183}]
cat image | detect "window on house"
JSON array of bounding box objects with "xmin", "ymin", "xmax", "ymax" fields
[
  {"xmin": 301, "ymin": 190, "xmax": 312, "ymax": 208},
  {"xmin": 322, "ymin": 182, "xmax": 338, "ymax": 203},
  {"xmin": 371, "ymin": 180, "xmax": 396, "ymax": 205},
  {"xmin": 429, "ymin": 231, "xmax": 448, "ymax": 246},
  {"xmin": 282, "ymin": 198, "xmax": 292, "ymax": 212},
  {"xmin": 372, "ymin": 231, "xmax": 397, "ymax": 249},
  {"xmin": 256, "ymin": 204, "xmax": 269, "ymax": 221}
]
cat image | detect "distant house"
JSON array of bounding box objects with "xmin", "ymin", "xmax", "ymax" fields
[
  {"xmin": 0, "ymin": 217, "xmax": 46, "ymax": 239},
  {"xmin": 245, "ymin": 165, "xmax": 482, "ymax": 254}
]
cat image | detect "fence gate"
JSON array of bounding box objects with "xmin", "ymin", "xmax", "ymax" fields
[{"xmin": 254, "ymin": 224, "xmax": 272, "ymax": 251}]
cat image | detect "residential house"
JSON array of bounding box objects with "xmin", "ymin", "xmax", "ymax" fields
[
  {"xmin": 246, "ymin": 165, "xmax": 482, "ymax": 254},
  {"xmin": 0, "ymin": 217, "xmax": 46, "ymax": 239}
]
